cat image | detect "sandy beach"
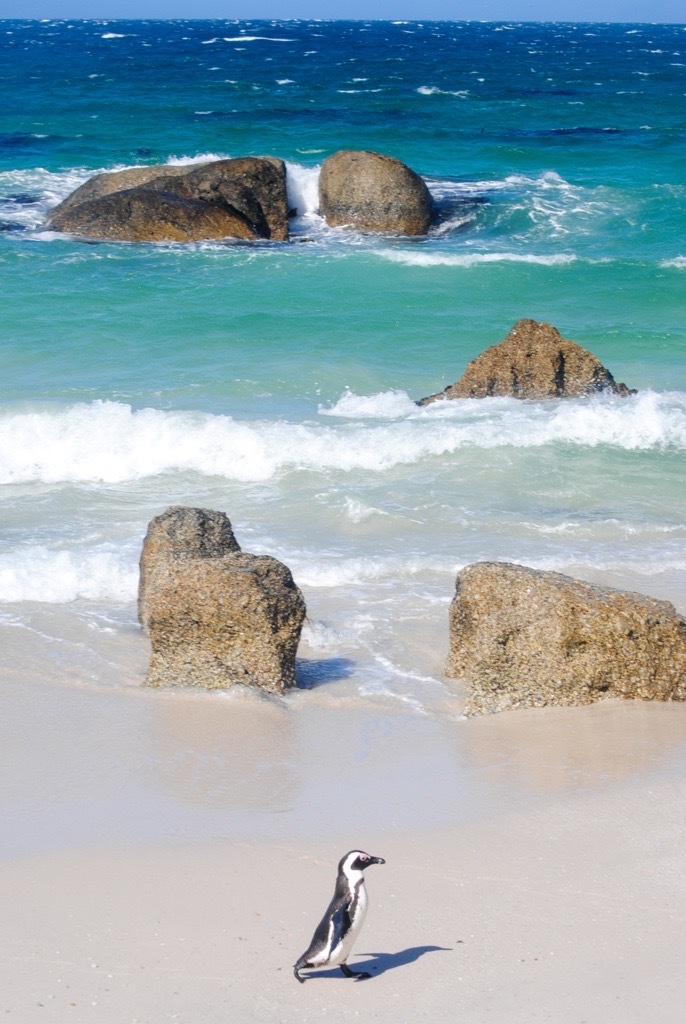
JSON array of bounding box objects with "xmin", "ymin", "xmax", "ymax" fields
[{"xmin": 2, "ymin": 611, "xmax": 685, "ymax": 1024}]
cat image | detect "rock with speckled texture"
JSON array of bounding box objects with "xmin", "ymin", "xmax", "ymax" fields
[
  {"xmin": 418, "ymin": 319, "xmax": 635, "ymax": 404},
  {"xmin": 447, "ymin": 562, "xmax": 686, "ymax": 716},
  {"xmin": 46, "ymin": 157, "xmax": 289, "ymax": 242},
  {"xmin": 139, "ymin": 506, "xmax": 305, "ymax": 692},
  {"xmin": 319, "ymin": 149, "xmax": 432, "ymax": 235}
]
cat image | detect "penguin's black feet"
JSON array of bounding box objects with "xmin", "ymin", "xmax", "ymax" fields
[
  {"xmin": 293, "ymin": 965, "xmax": 307, "ymax": 983},
  {"xmin": 340, "ymin": 964, "xmax": 371, "ymax": 980}
]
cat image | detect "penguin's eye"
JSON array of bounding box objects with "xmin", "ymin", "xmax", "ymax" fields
[{"xmin": 359, "ymin": 853, "xmax": 369, "ymax": 861}]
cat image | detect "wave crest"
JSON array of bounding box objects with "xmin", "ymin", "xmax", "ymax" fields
[{"xmin": 1, "ymin": 391, "xmax": 684, "ymax": 487}]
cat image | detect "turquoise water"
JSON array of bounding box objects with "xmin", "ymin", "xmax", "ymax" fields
[{"xmin": 1, "ymin": 20, "xmax": 685, "ymax": 710}]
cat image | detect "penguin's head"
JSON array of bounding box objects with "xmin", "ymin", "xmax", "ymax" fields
[{"xmin": 339, "ymin": 850, "xmax": 386, "ymax": 878}]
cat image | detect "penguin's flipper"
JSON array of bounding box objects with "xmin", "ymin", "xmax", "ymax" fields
[
  {"xmin": 302, "ymin": 891, "xmax": 351, "ymax": 960},
  {"xmin": 340, "ymin": 963, "xmax": 371, "ymax": 981},
  {"xmin": 328, "ymin": 898, "xmax": 352, "ymax": 950}
]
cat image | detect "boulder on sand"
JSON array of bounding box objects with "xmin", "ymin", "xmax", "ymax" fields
[
  {"xmin": 446, "ymin": 561, "xmax": 686, "ymax": 716},
  {"xmin": 318, "ymin": 149, "xmax": 432, "ymax": 235},
  {"xmin": 139, "ymin": 506, "xmax": 305, "ymax": 693},
  {"xmin": 418, "ymin": 319, "xmax": 635, "ymax": 404},
  {"xmin": 45, "ymin": 157, "xmax": 289, "ymax": 243}
]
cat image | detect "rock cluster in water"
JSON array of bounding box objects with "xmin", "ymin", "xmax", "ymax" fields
[
  {"xmin": 45, "ymin": 150, "xmax": 433, "ymax": 242},
  {"xmin": 418, "ymin": 319, "xmax": 636, "ymax": 403},
  {"xmin": 446, "ymin": 562, "xmax": 686, "ymax": 716},
  {"xmin": 46, "ymin": 157, "xmax": 290, "ymax": 243},
  {"xmin": 138, "ymin": 506, "xmax": 306, "ymax": 693}
]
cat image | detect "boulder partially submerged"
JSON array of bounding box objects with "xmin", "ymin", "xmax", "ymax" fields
[
  {"xmin": 139, "ymin": 506, "xmax": 305, "ymax": 693},
  {"xmin": 418, "ymin": 319, "xmax": 635, "ymax": 404},
  {"xmin": 46, "ymin": 157, "xmax": 289, "ymax": 243},
  {"xmin": 45, "ymin": 163, "xmax": 196, "ymax": 219},
  {"xmin": 318, "ymin": 149, "xmax": 432, "ymax": 235},
  {"xmin": 446, "ymin": 561, "xmax": 686, "ymax": 716},
  {"xmin": 46, "ymin": 149, "xmax": 436, "ymax": 242}
]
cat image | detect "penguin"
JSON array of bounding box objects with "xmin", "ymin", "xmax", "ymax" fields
[{"xmin": 293, "ymin": 849, "xmax": 385, "ymax": 983}]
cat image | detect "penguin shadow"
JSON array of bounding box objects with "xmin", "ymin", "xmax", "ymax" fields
[
  {"xmin": 306, "ymin": 945, "xmax": 452, "ymax": 981},
  {"xmin": 295, "ymin": 656, "xmax": 356, "ymax": 689}
]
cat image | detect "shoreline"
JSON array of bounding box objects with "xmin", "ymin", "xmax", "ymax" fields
[{"xmin": 3, "ymin": 609, "xmax": 686, "ymax": 856}]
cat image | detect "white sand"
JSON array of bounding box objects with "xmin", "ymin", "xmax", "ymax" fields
[
  {"xmin": 2, "ymin": 778, "xmax": 685, "ymax": 1024},
  {"xmin": 1, "ymin": 620, "xmax": 685, "ymax": 1022}
]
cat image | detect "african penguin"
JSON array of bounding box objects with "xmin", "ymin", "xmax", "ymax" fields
[{"xmin": 293, "ymin": 849, "xmax": 385, "ymax": 983}]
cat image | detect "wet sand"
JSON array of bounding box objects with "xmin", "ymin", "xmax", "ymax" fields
[{"xmin": 1, "ymin": 613, "xmax": 685, "ymax": 1022}]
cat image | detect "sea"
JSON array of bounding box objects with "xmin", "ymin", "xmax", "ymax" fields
[{"xmin": 1, "ymin": 20, "xmax": 685, "ymax": 850}]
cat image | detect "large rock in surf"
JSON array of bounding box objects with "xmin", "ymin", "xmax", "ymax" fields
[
  {"xmin": 45, "ymin": 157, "xmax": 289, "ymax": 242},
  {"xmin": 139, "ymin": 506, "xmax": 306, "ymax": 693},
  {"xmin": 318, "ymin": 149, "xmax": 432, "ymax": 235},
  {"xmin": 418, "ymin": 319, "xmax": 635, "ymax": 404},
  {"xmin": 446, "ymin": 562, "xmax": 686, "ymax": 716},
  {"xmin": 138, "ymin": 505, "xmax": 241, "ymax": 629}
]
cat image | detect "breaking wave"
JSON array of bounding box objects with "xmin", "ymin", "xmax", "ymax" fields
[{"xmin": 1, "ymin": 390, "xmax": 684, "ymax": 487}]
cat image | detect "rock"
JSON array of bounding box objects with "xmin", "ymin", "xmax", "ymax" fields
[
  {"xmin": 46, "ymin": 188, "xmax": 262, "ymax": 243},
  {"xmin": 45, "ymin": 157, "xmax": 289, "ymax": 242},
  {"xmin": 173, "ymin": 157, "xmax": 289, "ymax": 241},
  {"xmin": 418, "ymin": 319, "xmax": 635, "ymax": 404},
  {"xmin": 446, "ymin": 562, "xmax": 686, "ymax": 716},
  {"xmin": 138, "ymin": 506, "xmax": 305, "ymax": 693},
  {"xmin": 143, "ymin": 552, "xmax": 306, "ymax": 693},
  {"xmin": 45, "ymin": 164, "xmax": 200, "ymax": 220},
  {"xmin": 318, "ymin": 149, "xmax": 432, "ymax": 235},
  {"xmin": 138, "ymin": 506, "xmax": 241, "ymax": 630}
]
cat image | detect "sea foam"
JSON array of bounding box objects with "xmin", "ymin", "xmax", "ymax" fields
[
  {"xmin": 0, "ymin": 545, "xmax": 137, "ymax": 603},
  {"xmin": 377, "ymin": 250, "xmax": 576, "ymax": 268},
  {"xmin": 1, "ymin": 392, "xmax": 684, "ymax": 488},
  {"xmin": 417, "ymin": 85, "xmax": 469, "ymax": 97},
  {"xmin": 285, "ymin": 162, "xmax": 320, "ymax": 221}
]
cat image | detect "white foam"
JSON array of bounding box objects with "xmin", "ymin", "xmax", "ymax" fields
[
  {"xmin": 430, "ymin": 170, "xmax": 631, "ymax": 243},
  {"xmin": 1, "ymin": 392, "xmax": 683, "ymax": 488},
  {"xmin": 285, "ymin": 161, "xmax": 321, "ymax": 221},
  {"xmin": 291, "ymin": 554, "xmax": 455, "ymax": 588},
  {"xmin": 0, "ymin": 545, "xmax": 137, "ymax": 603},
  {"xmin": 660, "ymin": 256, "xmax": 686, "ymax": 268},
  {"xmin": 432, "ymin": 211, "xmax": 479, "ymax": 235},
  {"xmin": 342, "ymin": 497, "xmax": 390, "ymax": 523},
  {"xmin": 321, "ymin": 388, "xmax": 418, "ymax": 418},
  {"xmin": 417, "ymin": 85, "xmax": 469, "ymax": 97},
  {"xmin": 0, "ymin": 167, "xmax": 93, "ymax": 229},
  {"xmin": 377, "ymin": 250, "xmax": 576, "ymax": 268},
  {"xmin": 164, "ymin": 151, "xmax": 230, "ymax": 166},
  {"xmin": 222, "ymin": 36, "xmax": 292, "ymax": 43}
]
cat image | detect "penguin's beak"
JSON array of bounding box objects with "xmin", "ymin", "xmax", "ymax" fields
[{"xmin": 369, "ymin": 856, "xmax": 385, "ymax": 866}]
